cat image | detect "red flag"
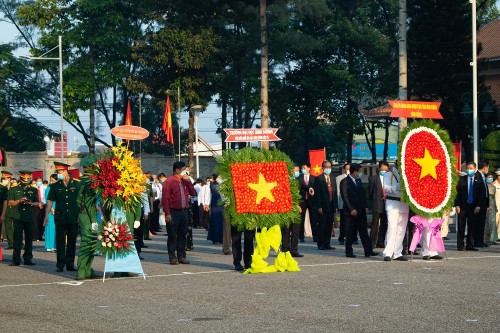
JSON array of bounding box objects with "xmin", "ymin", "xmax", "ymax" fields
[
  {"xmin": 309, "ymin": 148, "xmax": 326, "ymax": 176},
  {"xmin": 162, "ymin": 96, "xmax": 174, "ymax": 145},
  {"xmin": 452, "ymin": 142, "xmax": 461, "ymax": 173},
  {"xmin": 31, "ymin": 170, "xmax": 44, "ymax": 180},
  {"xmin": 125, "ymin": 99, "xmax": 132, "ymax": 125}
]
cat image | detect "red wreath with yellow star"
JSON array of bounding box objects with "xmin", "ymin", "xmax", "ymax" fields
[
  {"xmin": 215, "ymin": 147, "xmax": 301, "ymax": 231},
  {"xmin": 399, "ymin": 120, "xmax": 458, "ymax": 217}
]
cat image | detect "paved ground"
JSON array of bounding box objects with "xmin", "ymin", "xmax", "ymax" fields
[{"xmin": 1, "ymin": 228, "xmax": 499, "ymax": 333}]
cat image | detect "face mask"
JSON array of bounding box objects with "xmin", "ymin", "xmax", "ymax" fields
[
  {"xmin": 36, "ymin": 181, "xmax": 42, "ymax": 187},
  {"xmin": 186, "ymin": 171, "xmax": 190, "ymax": 175},
  {"xmin": 323, "ymin": 169, "xmax": 332, "ymax": 175},
  {"xmin": 216, "ymin": 178, "xmax": 223, "ymax": 184},
  {"xmin": 345, "ymin": 170, "xmax": 350, "ymax": 175},
  {"xmin": 486, "ymin": 178, "xmax": 494, "ymax": 184},
  {"xmin": 483, "ymin": 170, "xmax": 489, "ymax": 175},
  {"xmin": 57, "ymin": 174, "xmax": 64, "ymax": 180},
  {"xmin": 294, "ymin": 171, "xmax": 300, "ymax": 178},
  {"xmin": 466, "ymin": 170, "xmax": 475, "ymax": 177},
  {"xmin": 379, "ymin": 171, "xmax": 386, "ymax": 176},
  {"xmin": 301, "ymin": 169, "xmax": 308, "ymax": 175},
  {"xmin": 146, "ymin": 179, "xmax": 150, "ymax": 185},
  {"xmin": 1, "ymin": 179, "xmax": 8, "ymax": 185},
  {"xmin": 357, "ymin": 172, "xmax": 363, "ymax": 179},
  {"xmin": 180, "ymin": 170, "xmax": 187, "ymax": 176}
]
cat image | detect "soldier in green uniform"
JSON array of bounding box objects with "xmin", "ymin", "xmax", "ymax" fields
[
  {"xmin": 7, "ymin": 171, "xmax": 39, "ymax": 266},
  {"xmin": 1, "ymin": 171, "xmax": 15, "ymax": 249},
  {"xmin": 44, "ymin": 162, "xmax": 80, "ymax": 272},
  {"xmin": 76, "ymin": 158, "xmax": 99, "ymax": 280}
]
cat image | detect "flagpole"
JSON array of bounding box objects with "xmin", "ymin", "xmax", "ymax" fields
[
  {"xmin": 139, "ymin": 94, "xmax": 142, "ymax": 165},
  {"xmin": 178, "ymin": 87, "xmax": 181, "ymax": 161}
]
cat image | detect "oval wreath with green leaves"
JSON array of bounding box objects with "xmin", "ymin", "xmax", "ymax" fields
[
  {"xmin": 398, "ymin": 119, "xmax": 458, "ymax": 218},
  {"xmin": 215, "ymin": 147, "xmax": 301, "ymax": 231}
]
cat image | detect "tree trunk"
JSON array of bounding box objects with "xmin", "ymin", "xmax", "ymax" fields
[
  {"xmin": 89, "ymin": 47, "xmax": 95, "ymax": 155},
  {"xmin": 383, "ymin": 118, "xmax": 390, "ymax": 160},
  {"xmin": 346, "ymin": 132, "xmax": 353, "ymax": 163},
  {"xmin": 221, "ymin": 96, "xmax": 227, "ymax": 151},
  {"xmin": 111, "ymin": 86, "xmax": 117, "ymax": 146},
  {"xmin": 398, "ymin": 0, "xmax": 408, "ymax": 134},
  {"xmin": 260, "ymin": 0, "xmax": 269, "ymax": 150}
]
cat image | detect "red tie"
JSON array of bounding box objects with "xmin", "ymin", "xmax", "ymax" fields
[
  {"xmin": 305, "ymin": 175, "xmax": 309, "ymax": 199},
  {"xmin": 326, "ymin": 176, "xmax": 333, "ymax": 201}
]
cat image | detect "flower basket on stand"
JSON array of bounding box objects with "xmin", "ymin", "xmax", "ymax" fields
[{"xmin": 84, "ymin": 142, "xmax": 147, "ymax": 280}]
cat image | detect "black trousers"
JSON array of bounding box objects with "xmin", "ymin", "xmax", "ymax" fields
[
  {"xmin": 134, "ymin": 209, "xmax": 145, "ymax": 254},
  {"xmin": 473, "ymin": 206, "xmax": 487, "ymax": 246},
  {"xmin": 55, "ymin": 223, "xmax": 78, "ymax": 269},
  {"xmin": 231, "ymin": 227, "xmax": 255, "ymax": 268},
  {"xmin": 338, "ymin": 209, "xmax": 358, "ymax": 242},
  {"xmin": 166, "ymin": 209, "xmax": 188, "ymax": 260},
  {"xmin": 281, "ymin": 223, "xmax": 300, "ymax": 254},
  {"xmin": 457, "ymin": 205, "xmax": 478, "ymax": 249},
  {"xmin": 191, "ymin": 201, "xmax": 200, "ymax": 228},
  {"xmin": 150, "ymin": 200, "xmax": 160, "ymax": 232},
  {"xmin": 345, "ymin": 212, "xmax": 372, "ymax": 255},
  {"xmin": 370, "ymin": 212, "xmax": 387, "ymax": 248},
  {"xmin": 318, "ymin": 209, "xmax": 334, "ymax": 248}
]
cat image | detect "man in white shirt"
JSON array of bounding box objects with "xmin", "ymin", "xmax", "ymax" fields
[
  {"xmin": 198, "ymin": 177, "xmax": 212, "ymax": 230},
  {"xmin": 382, "ymin": 160, "xmax": 409, "ymax": 261}
]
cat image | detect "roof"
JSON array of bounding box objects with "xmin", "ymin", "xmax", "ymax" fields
[
  {"xmin": 358, "ymin": 104, "xmax": 391, "ymax": 119},
  {"xmin": 478, "ymin": 19, "xmax": 500, "ymax": 61}
]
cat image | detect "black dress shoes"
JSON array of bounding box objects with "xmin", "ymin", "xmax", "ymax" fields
[
  {"xmin": 383, "ymin": 256, "xmax": 392, "ymax": 261},
  {"xmin": 10, "ymin": 262, "xmax": 20, "ymax": 266},
  {"xmin": 24, "ymin": 261, "xmax": 36, "ymax": 266},
  {"xmin": 394, "ymin": 256, "xmax": 408, "ymax": 261},
  {"xmin": 234, "ymin": 263, "xmax": 244, "ymax": 271},
  {"xmin": 423, "ymin": 255, "xmax": 430, "ymax": 260},
  {"xmin": 56, "ymin": 267, "xmax": 64, "ymax": 272},
  {"xmin": 430, "ymin": 255, "xmax": 443, "ymax": 260},
  {"xmin": 465, "ymin": 247, "xmax": 478, "ymax": 251},
  {"xmin": 178, "ymin": 257, "xmax": 190, "ymax": 264},
  {"xmin": 325, "ymin": 245, "xmax": 335, "ymax": 250},
  {"xmin": 67, "ymin": 266, "xmax": 77, "ymax": 271},
  {"xmin": 365, "ymin": 252, "xmax": 379, "ymax": 257},
  {"xmin": 291, "ymin": 252, "xmax": 304, "ymax": 258},
  {"xmin": 346, "ymin": 253, "xmax": 357, "ymax": 258}
]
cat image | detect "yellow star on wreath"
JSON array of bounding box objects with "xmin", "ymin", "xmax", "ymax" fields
[
  {"xmin": 413, "ymin": 148, "xmax": 441, "ymax": 180},
  {"xmin": 313, "ymin": 164, "xmax": 322, "ymax": 174},
  {"xmin": 248, "ymin": 173, "xmax": 277, "ymax": 204}
]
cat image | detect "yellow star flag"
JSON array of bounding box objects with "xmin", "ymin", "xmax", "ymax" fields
[
  {"xmin": 248, "ymin": 173, "xmax": 277, "ymax": 204},
  {"xmin": 413, "ymin": 148, "xmax": 441, "ymax": 179},
  {"xmin": 312, "ymin": 164, "xmax": 322, "ymax": 175}
]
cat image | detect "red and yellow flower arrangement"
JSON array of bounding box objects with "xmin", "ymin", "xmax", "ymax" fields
[
  {"xmin": 399, "ymin": 120, "xmax": 458, "ymax": 217},
  {"xmin": 215, "ymin": 147, "xmax": 301, "ymax": 231}
]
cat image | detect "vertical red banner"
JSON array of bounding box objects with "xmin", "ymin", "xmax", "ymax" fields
[
  {"xmin": 308, "ymin": 148, "xmax": 326, "ymax": 176},
  {"xmin": 452, "ymin": 142, "xmax": 461, "ymax": 172}
]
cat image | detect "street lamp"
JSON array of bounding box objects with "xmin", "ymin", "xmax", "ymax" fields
[
  {"xmin": 471, "ymin": 0, "xmax": 478, "ymax": 163},
  {"xmin": 23, "ymin": 35, "xmax": 64, "ymax": 162},
  {"xmin": 191, "ymin": 105, "xmax": 203, "ymax": 179}
]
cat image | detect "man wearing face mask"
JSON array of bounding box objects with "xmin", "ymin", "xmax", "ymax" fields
[
  {"xmin": 314, "ymin": 160, "xmax": 337, "ymax": 250},
  {"xmin": 474, "ymin": 160, "xmax": 490, "ymax": 248},
  {"xmin": 162, "ymin": 161, "xmax": 196, "ymax": 265},
  {"xmin": 382, "ymin": 160, "xmax": 410, "ymax": 261},
  {"xmin": 340, "ymin": 164, "xmax": 378, "ymax": 258},
  {"xmin": 44, "ymin": 162, "xmax": 81, "ymax": 272},
  {"xmin": 298, "ymin": 163, "xmax": 317, "ymax": 244},
  {"xmin": 7, "ymin": 171, "xmax": 39, "ymax": 266},
  {"xmin": 1, "ymin": 171, "xmax": 14, "ymax": 249},
  {"xmin": 336, "ymin": 163, "xmax": 356, "ymax": 245},
  {"xmin": 368, "ymin": 161, "xmax": 389, "ymax": 248},
  {"xmin": 455, "ymin": 161, "xmax": 484, "ymax": 251}
]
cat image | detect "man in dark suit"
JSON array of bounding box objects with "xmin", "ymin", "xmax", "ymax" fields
[
  {"xmin": 474, "ymin": 160, "xmax": 490, "ymax": 247},
  {"xmin": 455, "ymin": 161, "xmax": 485, "ymax": 251},
  {"xmin": 368, "ymin": 161, "xmax": 389, "ymax": 248},
  {"xmin": 314, "ymin": 160, "xmax": 336, "ymax": 250},
  {"xmin": 298, "ymin": 163, "xmax": 317, "ymax": 243},
  {"xmin": 340, "ymin": 163, "xmax": 378, "ymax": 258}
]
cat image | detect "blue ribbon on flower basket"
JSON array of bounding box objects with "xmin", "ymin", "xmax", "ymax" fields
[{"xmin": 102, "ymin": 207, "xmax": 145, "ymax": 281}]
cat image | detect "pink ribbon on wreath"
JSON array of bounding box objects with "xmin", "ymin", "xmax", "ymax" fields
[
  {"xmin": 428, "ymin": 218, "xmax": 445, "ymax": 253},
  {"xmin": 409, "ymin": 215, "xmax": 429, "ymax": 252}
]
